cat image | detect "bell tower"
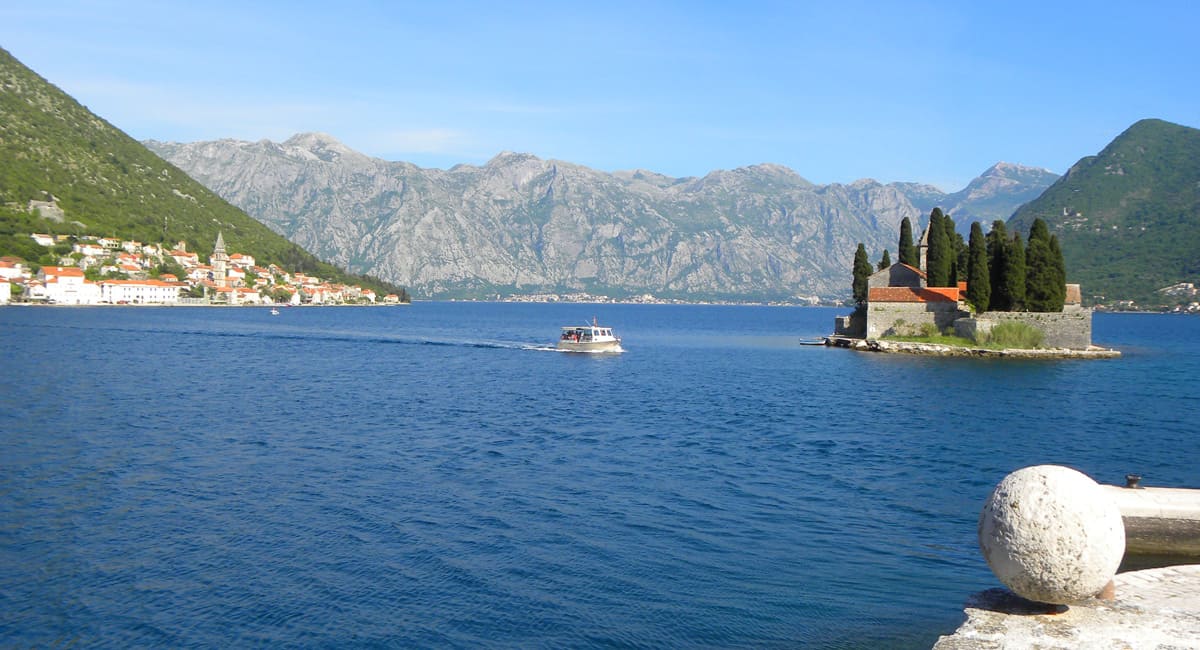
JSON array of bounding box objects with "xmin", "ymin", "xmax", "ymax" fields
[{"xmin": 211, "ymin": 231, "xmax": 229, "ymax": 288}]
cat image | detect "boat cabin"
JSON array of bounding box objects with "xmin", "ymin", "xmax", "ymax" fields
[{"xmin": 560, "ymin": 326, "xmax": 613, "ymax": 342}]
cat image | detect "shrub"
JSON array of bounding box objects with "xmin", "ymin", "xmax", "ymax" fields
[{"xmin": 984, "ymin": 321, "xmax": 1044, "ymax": 349}]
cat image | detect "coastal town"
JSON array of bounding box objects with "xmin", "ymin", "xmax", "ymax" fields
[{"xmin": 0, "ymin": 232, "xmax": 406, "ymax": 306}]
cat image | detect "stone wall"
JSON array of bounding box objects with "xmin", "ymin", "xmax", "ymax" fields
[
  {"xmin": 866, "ymin": 301, "xmax": 966, "ymax": 338},
  {"xmin": 972, "ymin": 307, "xmax": 1093, "ymax": 349},
  {"xmin": 833, "ymin": 312, "xmax": 866, "ymax": 338}
]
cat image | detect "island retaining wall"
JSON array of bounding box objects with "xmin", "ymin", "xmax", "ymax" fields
[{"xmin": 957, "ymin": 307, "xmax": 1093, "ymax": 349}]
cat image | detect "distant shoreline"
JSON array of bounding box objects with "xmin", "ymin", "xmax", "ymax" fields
[{"xmin": 1, "ymin": 302, "xmax": 405, "ymax": 308}]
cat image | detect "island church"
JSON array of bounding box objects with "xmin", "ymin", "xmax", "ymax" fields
[{"xmin": 836, "ymin": 225, "xmax": 1093, "ymax": 349}]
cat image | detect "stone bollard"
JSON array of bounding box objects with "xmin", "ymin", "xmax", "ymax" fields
[{"xmin": 978, "ymin": 465, "xmax": 1126, "ymax": 605}]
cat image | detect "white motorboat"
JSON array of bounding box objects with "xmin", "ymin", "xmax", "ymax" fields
[{"xmin": 557, "ymin": 318, "xmax": 623, "ymax": 353}]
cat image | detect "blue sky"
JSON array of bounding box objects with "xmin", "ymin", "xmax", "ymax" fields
[{"xmin": 1, "ymin": 1, "xmax": 1197, "ymax": 190}]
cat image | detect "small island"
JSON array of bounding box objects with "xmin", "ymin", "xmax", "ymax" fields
[{"xmin": 831, "ymin": 210, "xmax": 1119, "ymax": 358}]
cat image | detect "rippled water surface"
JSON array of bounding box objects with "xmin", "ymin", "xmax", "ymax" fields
[{"xmin": 1, "ymin": 304, "xmax": 1197, "ymax": 647}]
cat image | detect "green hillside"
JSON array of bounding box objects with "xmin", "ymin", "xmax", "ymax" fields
[
  {"xmin": 0, "ymin": 46, "xmax": 406, "ymax": 298},
  {"xmin": 1008, "ymin": 119, "xmax": 1200, "ymax": 306}
]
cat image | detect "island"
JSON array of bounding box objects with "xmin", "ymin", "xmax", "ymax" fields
[{"xmin": 831, "ymin": 211, "xmax": 1119, "ymax": 357}]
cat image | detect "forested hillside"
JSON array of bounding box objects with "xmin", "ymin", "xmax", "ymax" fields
[{"xmin": 0, "ymin": 46, "xmax": 405, "ymax": 298}]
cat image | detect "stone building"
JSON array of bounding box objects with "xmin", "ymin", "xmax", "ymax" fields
[
  {"xmin": 837, "ymin": 258, "xmax": 1095, "ymax": 349},
  {"xmin": 864, "ymin": 263, "xmax": 968, "ymax": 338}
]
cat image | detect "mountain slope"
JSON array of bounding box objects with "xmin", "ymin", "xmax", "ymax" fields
[
  {"xmin": 944, "ymin": 162, "xmax": 1060, "ymax": 228},
  {"xmin": 1009, "ymin": 119, "xmax": 1200, "ymax": 304},
  {"xmin": 149, "ymin": 135, "xmax": 1055, "ymax": 301},
  {"xmin": 0, "ymin": 47, "xmax": 404, "ymax": 297}
]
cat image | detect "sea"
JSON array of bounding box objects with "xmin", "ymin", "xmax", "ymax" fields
[{"xmin": 1, "ymin": 303, "xmax": 1197, "ymax": 648}]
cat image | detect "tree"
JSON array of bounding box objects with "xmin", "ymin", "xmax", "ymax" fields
[
  {"xmin": 1025, "ymin": 218, "xmax": 1062, "ymax": 311},
  {"xmin": 1006, "ymin": 232, "xmax": 1027, "ymax": 311},
  {"xmin": 987, "ymin": 221, "xmax": 1010, "ymax": 310},
  {"xmin": 898, "ymin": 217, "xmax": 917, "ymax": 267},
  {"xmin": 966, "ymin": 222, "xmax": 990, "ymax": 312},
  {"xmin": 925, "ymin": 208, "xmax": 953, "ymax": 287},
  {"xmin": 1050, "ymin": 234, "xmax": 1067, "ymax": 306},
  {"xmin": 942, "ymin": 212, "xmax": 962, "ymax": 283},
  {"xmin": 877, "ymin": 249, "xmax": 891, "ymax": 271},
  {"xmin": 852, "ymin": 243, "xmax": 872, "ymax": 306},
  {"xmin": 954, "ymin": 232, "xmax": 968, "ymax": 282}
]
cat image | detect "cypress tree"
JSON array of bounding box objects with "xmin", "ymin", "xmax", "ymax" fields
[
  {"xmin": 852, "ymin": 243, "xmax": 872, "ymax": 306},
  {"xmin": 877, "ymin": 249, "xmax": 891, "ymax": 271},
  {"xmin": 1025, "ymin": 218, "xmax": 1057, "ymax": 311},
  {"xmin": 1050, "ymin": 234, "xmax": 1067, "ymax": 309},
  {"xmin": 954, "ymin": 232, "xmax": 968, "ymax": 282},
  {"xmin": 966, "ymin": 221, "xmax": 991, "ymax": 312},
  {"xmin": 925, "ymin": 208, "xmax": 952, "ymax": 287},
  {"xmin": 1007, "ymin": 232, "xmax": 1026, "ymax": 311},
  {"xmin": 987, "ymin": 221, "xmax": 1010, "ymax": 310},
  {"xmin": 898, "ymin": 218, "xmax": 917, "ymax": 267},
  {"xmin": 942, "ymin": 213, "xmax": 959, "ymax": 284}
]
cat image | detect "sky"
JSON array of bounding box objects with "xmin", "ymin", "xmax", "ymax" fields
[{"xmin": 1, "ymin": 0, "xmax": 1197, "ymax": 191}]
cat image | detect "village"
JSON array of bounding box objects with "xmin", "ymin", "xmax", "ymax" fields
[{"xmin": 0, "ymin": 232, "xmax": 406, "ymax": 307}]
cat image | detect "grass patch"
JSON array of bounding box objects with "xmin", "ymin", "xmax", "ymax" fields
[
  {"xmin": 980, "ymin": 321, "xmax": 1045, "ymax": 349},
  {"xmin": 882, "ymin": 320, "xmax": 1046, "ymax": 350}
]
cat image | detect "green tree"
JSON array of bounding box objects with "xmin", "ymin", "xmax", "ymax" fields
[
  {"xmin": 898, "ymin": 217, "xmax": 917, "ymax": 267},
  {"xmin": 1007, "ymin": 232, "xmax": 1027, "ymax": 311},
  {"xmin": 1026, "ymin": 218, "xmax": 1063, "ymax": 311},
  {"xmin": 987, "ymin": 220, "xmax": 1010, "ymax": 310},
  {"xmin": 852, "ymin": 242, "xmax": 872, "ymax": 305},
  {"xmin": 941, "ymin": 212, "xmax": 962, "ymax": 283},
  {"xmin": 877, "ymin": 249, "xmax": 891, "ymax": 271},
  {"xmin": 966, "ymin": 222, "xmax": 991, "ymax": 312},
  {"xmin": 954, "ymin": 231, "xmax": 968, "ymax": 282},
  {"xmin": 1050, "ymin": 234, "xmax": 1067, "ymax": 305},
  {"xmin": 925, "ymin": 208, "xmax": 953, "ymax": 287}
]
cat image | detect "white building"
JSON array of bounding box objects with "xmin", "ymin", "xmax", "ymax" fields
[
  {"xmin": 30, "ymin": 233, "xmax": 55, "ymax": 247},
  {"xmin": 39, "ymin": 266, "xmax": 100, "ymax": 304},
  {"xmin": 0, "ymin": 277, "xmax": 9, "ymax": 305},
  {"xmin": 99, "ymin": 279, "xmax": 182, "ymax": 304},
  {"xmin": 0, "ymin": 260, "xmax": 25, "ymax": 280},
  {"xmin": 74, "ymin": 242, "xmax": 106, "ymax": 257}
]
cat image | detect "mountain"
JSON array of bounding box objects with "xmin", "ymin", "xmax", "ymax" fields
[
  {"xmin": 0, "ymin": 47, "xmax": 405, "ymax": 297},
  {"xmin": 147, "ymin": 136, "xmax": 1055, "ymax": 301},
  {"xmin": 945, "ymin": 163, "xmax": 1061, "ymax": 230},
  {"xmin": 1009, "ymin": 119, "xmax": 1200, "ymax": 305},
  {"xmin": 895, "ymin": 162, "xmax": 1059, "ymax": 235}
]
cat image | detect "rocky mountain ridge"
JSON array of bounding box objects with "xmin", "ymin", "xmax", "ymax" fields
[{"xmin": 147, "ymin": 134, "xmax": 1057, "ymax": 300}]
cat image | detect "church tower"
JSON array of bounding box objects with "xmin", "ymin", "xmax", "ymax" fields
[
  {"xmin": 917, "ymin": 225, "xmax": 930, "ymax": 278},
  {"xmin": 211, "ymin": 231, "xmax": 229, "ymax": 288}
]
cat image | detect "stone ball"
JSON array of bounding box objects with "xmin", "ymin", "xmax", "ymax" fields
[{"xmin": 978, "ymin": 465, "xmax": 1125, "ymax": 605}]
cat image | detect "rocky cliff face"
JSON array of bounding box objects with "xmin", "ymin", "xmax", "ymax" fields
[{"xmin": 147, "ymin": 134, "xmax": 1055, "ymax": 300}]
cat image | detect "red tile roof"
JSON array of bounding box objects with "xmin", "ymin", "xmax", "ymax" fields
[
  {"xmin": 42, "ymin": 266, "xmax": 85, "ymax": 277},
  {"xmin": 869, "ymin": 286, "xmax": 960, "ymax": 303}
]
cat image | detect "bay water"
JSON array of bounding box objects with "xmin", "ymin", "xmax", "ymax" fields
[{"xmin": 1, "ymin": 303, "xmax": 1197, "ymax": 647}]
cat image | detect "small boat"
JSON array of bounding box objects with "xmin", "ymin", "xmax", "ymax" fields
[
  {"xmin": 557, "ymin": 318, "xmax": 623, "ymax": 353},
  {"xmin": 270, "ymin": 308, "xmax": 280, "ymax": 315}
]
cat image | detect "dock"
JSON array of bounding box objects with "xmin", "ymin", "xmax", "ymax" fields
[{"xmin": 933, "ymin": 564, "xmax": 1200, "ymax": 649}]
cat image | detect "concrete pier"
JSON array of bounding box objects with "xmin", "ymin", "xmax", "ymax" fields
[
  {"xmin": 937, "ymin": 476, "xmax": 1200, "ymax": 648},
  {"xmin": 1103, "ymin": 484, "xmax": 1200, "ymax": 557},
  {"xmin": 933, "ymin": 564, "xmax": 1200, "ymax": 649}
]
